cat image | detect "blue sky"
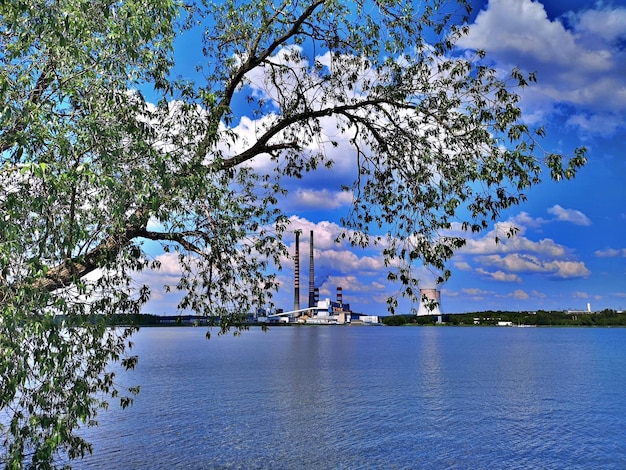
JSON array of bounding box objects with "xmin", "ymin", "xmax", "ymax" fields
[{"xmin": 137, "ymin": 0, "xmax": 626, "ymax": 316}]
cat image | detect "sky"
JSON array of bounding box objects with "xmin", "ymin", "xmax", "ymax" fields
[{"xmin": 137, "ymin": 0, "xmax": 626, "ymax": 316}]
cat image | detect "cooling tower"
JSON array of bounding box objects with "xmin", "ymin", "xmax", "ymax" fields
[{"xmin": 417, "ymin": 288, "xmax": 443, "ymax": 316}]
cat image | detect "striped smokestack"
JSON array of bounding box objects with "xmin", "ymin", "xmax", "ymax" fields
[
  {"xmin": 294, "ymin": 230, "xmax": 301, "ymax": 312},
  {"xmin": 337, "ymin": 286, "xmax": 343, "ymax": 305},
  {"xmin": 308, "ymin": 230, "xmax": 315, "ymax": 308}
]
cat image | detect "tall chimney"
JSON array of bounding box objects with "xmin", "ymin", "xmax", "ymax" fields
[
  {"xmin": 309, "ymin": 230, "xmax": 315, "ymax": 308},
  {"xmin": 337, "ymin": 286, "xmax": 343, "ymax": 306},
  {"xmin": 294, "ymin": 230, "xmax": 301, "ymax": 312}
]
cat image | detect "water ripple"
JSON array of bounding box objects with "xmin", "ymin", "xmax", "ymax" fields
[{"xmin": 74, "ymin": 327, "xmax": 626, "ymax": 469}]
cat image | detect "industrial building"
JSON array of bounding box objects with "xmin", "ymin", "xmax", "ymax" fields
[{"xmin": 261, "ymin": 230, "xmax": 362, "ymax": 324}]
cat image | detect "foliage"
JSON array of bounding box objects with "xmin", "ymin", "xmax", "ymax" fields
[
  {"xmin": 1, "ymin": 0, "xmax": 586, "ymax": 466},
  {"xmin": 380, "ymin": 310, "xmax": 626, "ymax": 327},
  {"xmin": 1, "ymin": 0, "xmax": 175, "ymax": 466},
  {"xmin": 446, "ymin": 310, "xmax": 626, "ymax": 326},
  {"xmin": 381, "ymin": 314, "xmax": 416, "ymax": 326}
]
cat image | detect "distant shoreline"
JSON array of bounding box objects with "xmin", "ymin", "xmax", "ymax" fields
[{"xmin": 66, "ymin": 308, "xmax": 626, "ymax": 328}]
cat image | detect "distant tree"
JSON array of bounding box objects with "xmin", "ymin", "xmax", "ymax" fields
[
  {"xmin": 381, "ymin": 314, "xmax": 413, "ymax": 326},
  {"xmin": 535, "ymin": 311, "xmax": 553, "ymax": 326},
  {"xmin": 1, "ymin": 0, "xmax": 586, "ymax": 466},
  {"xmin": 414, "ymin": 315, "xmax": 435, "ymax": 325}
]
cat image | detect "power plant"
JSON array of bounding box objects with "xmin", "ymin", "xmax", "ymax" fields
[
  {"xmin": 266, "ymin": 230, "xmax": 357, "ymax": 324},
  {"xmin": 262, "ymin": 230, "xmax": 450, "ymax": 325}
]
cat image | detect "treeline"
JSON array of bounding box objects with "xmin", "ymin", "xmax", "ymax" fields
[
  {"xmin": 78, "ymin": 313, "xmax": 244, "ymax": 327},
  {"xmin": 55, "ymin": 313, "xmax": 172, "ymax": 326},
  {"xmin": 380, "ymin": 309, "xmax": 626, "ymax": 327}
]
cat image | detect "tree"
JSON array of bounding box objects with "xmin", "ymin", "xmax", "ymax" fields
[{"xmin": 1, "ymin": 0, "xmax": 586, "ymax": 466}]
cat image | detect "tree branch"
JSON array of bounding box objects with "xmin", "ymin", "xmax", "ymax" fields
[{"xmin": 221, "ymin": 97, "xmax": 410, "ymax": 169}]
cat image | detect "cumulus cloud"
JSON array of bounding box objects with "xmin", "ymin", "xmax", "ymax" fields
[
  {"xmin": 283, "ymin": 216, "xmax": 348, "ymax": 250},
  {"xmin": 478, "ymin": 253, "xmax": 543, "ymax": 273},
  {"xmin": 454, "ymin": 261, "xmax": 473, "ymax": 271},
  {"xmin": 449, "ymin": 203, "xmax": 595, "ymax": 284},
  {"xmin": 594, "ymin": 248, "xmax": 626, "ymax": 258},
  {"xmin": 318, "ymin": 274, "xmax": 386, "ymax": 297},
  {"xmin": 316, "ymin": 249, "xmax": 384, "ymax": 275},
  {"xmin": 509, "ymin": 211, "xmax": 546, "ymax": 230},
  {"xmin": 457, "ymin": 0, "xmax": 626, "ymax": 134},
  {"xmin": 153, "ymin": 252, "xmax": 184, "ymax": 275},
  {"xmin": 511, "ymin": 289, "xmax": 529, "ymax": 300},
  {"xmin": 463, "ymin": 234, "xmax": 566, "ymax": 257},
  {"xmin": 564, "ymin": 6, "xmax": 626, "ymax": 45},
  {"xmin": 294, "ymin": 188, "xmax": 353, "ymax": 209},
  {"xmin": 462, "ymin": 288, "xmax": 494, "ymax": 297},
  {"xmin": 547, "ymin": 205, "xmax": 591, "ymax": 225},
  {"xmin": 548, "ymin": 260, "xmax": 591, "ymax": 279},
  {"xmin": 458, "ymin": 222, "xmax": 567, "ymax": 257},
  {"xmin": 476, "ymin": 253, "xmax": 590, "ymax": 279},
  {"xmin": 460, "ymin": 0, "xmax": 592, "ymax": 66},
  {"xmin": 476, "ymin": 268, "xmax": 522, "ymax": 282},
  {"xmin": 530, "ymin": 290, "xmax": 546, "ymax": 299}
]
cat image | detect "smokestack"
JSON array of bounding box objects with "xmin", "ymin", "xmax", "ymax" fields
[
  {"xmin": 337, "ymin": 287, "xmax": 343, "ymax": 305},
  {"xmin": 309, "ymin": 230, "xmax": 315, "ymax": 308},
  {"xmin": 294, "ymin": 230, "xmax": 301, "ymax": 312},
  {"xmin": 314, "ymin": 288, "xmax": 319, "ymax": 305}
]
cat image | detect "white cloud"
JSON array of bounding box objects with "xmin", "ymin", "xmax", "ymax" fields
[
  {"xmin": 547, "ymin": 204, "xmax": 591, "ymax": 226},
  {"xmin": 509, "ymin": 211, "xmax": 546, "ymax": 230},
  {"xmin": 459, "ymin": 225, "xmax": 566, "ymax": 257},
  {"xmin": 294, "ymin": 188, "xmax": 353, "ymax": 209},
  {"xmin": 318, "ymin": 274, "xmax": 386, "ymax": 297},
  {"xmin": 462, "ymin": 287, "xmax": 494, "ymax": 297},
  {"xmin": 565, "ymin": 6, "xmax": 626, "ymax": 44},
  {"xmin": 454, "ymin": 261, "xmax": 472, "ymax": 271},
  {"xmin": 457, "ymin": 0, "xmax": 626, "ymax": 134},
  {"xmin": 476, "ymin": 253, "xmax": 590, "ymax": 279},
  {"xmin": 478, "ymin": 253, "xmax": 544, "ymax": 272},
  {"xmin": 284, "ymin": 216, "xmax": 347, "ymax": 250},
  {"xmin": 153, "ymin": 252, "xmax": 183, "ymax": 275},
  {"xmin": 316, "ymin": 248, "xmax": 384, "ymax": 275},
  {"xmin": 547, "ymin": 260, "xmax": 591, "ymax": 279},
  {"xmin": 476, "ymin": 268, "xmax": 522, "ymax": 282},
  {"xmin": 530, "ymin": 290, "xmax": 546, "ymax": 299},
  {"xmin": 594, "ymin": 248, "xmax": 626, "ymax": 258},
  {"xmin": 565, "ymin": 113, "xmax": 623, "ymax": 137},
  {"xmin": 460, "ymin": 0, "xmax": 594, "ymax": 67},
  {"xmin": 511, "ymin": 289, "xmax": 529, "ymax": 300}
]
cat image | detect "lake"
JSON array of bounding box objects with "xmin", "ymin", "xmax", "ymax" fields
[{"xmin": 76, "ymin": 326, "xmax": 626, "ymax": 469}]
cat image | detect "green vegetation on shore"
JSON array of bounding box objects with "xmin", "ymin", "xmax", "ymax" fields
[
  {"xmin": 71, "ymin": 309, "xmax": 626, "ymax": 328},
  {"xmin": 380, "ymin": 309, "xmax": 626, "ymax": 327}
]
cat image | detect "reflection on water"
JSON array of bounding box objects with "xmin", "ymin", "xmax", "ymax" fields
[{"xmin": 73, "ymin": 326, "xmax": 626, "ymax": 469}]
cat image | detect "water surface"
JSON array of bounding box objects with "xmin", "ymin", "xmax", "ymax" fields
[{"xmin": 77, "ymin": 326, "xmax": 626, "ymax": 469}]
